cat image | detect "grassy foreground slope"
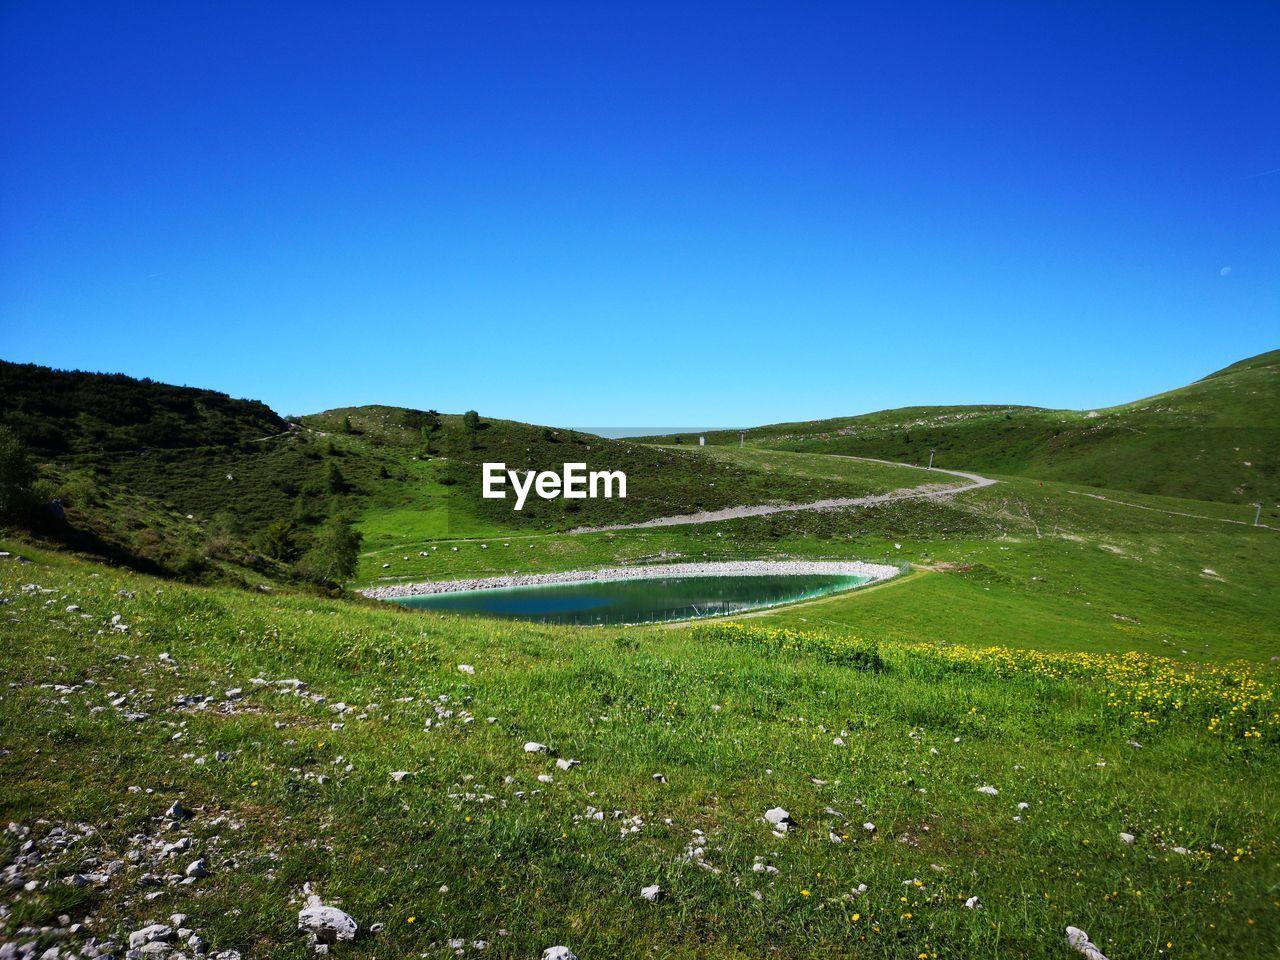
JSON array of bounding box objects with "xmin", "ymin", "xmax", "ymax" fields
[
  {"xmin": 651, "ymin": 350, "xmax": 1280, "ymax": 506},
  {"xmin": 2, "ymin": 544, "xmax": 1277, "ymax": 959}
]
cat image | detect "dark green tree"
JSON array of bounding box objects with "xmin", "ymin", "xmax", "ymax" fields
[
  {"xmin": 326, "ymin": 462, "xmax": 347, "ymax": 494},
  {"xmin": 463, "ymin": 410, "xmax": 481, "ymax": 449},
  {"xmin": 0, "ymin": 426, "xmax": 36, "ymax": 521},
  {"xmin": 255, "ymin": 519, "xmax": 298, "ymax": 562}
]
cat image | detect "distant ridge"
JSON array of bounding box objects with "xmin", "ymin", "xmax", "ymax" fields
[{"xmin": 640, "ymin": 350, "xmax": 1279, "ymax": 505}]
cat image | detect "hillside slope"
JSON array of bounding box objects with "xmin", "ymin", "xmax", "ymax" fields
[
  {"xmin": 2, "ymin": 540, "xmax": 1276, "ymax": 958},
  {"xmin": 301, "ymin": 405, "xmax": 937, "ymax": 549},
  {"xmin": 0, "ymin": 360, "xmax": 285, "ymax": 455},
  {"xmin": 0, "ymin": 363, "xmax": 931, "ymax": 583},
  {"xmin": 652, "ymin": 350, "xmax": 1279, "ymax": 505}
]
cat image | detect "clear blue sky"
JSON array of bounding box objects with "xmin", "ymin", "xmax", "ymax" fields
[{"xmin": 2, "ymin": 2, "xmax": 1276, "ymax": 427}]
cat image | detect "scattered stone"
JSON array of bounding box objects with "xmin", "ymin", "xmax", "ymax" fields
[
  {"xmin": 390, "ymin": 771, "xmax": 412, "ymax": 782},
  {"xmin": 186, "ymin": 857, "xmax": 209, "ymax": 878},
  {"xmin": 457, "ymin": 664, "xmax": 475, "ymax": 675},
  {"xmin": 764, "ymin": 807, "xmax": 796, "ymax": 832},
  {"xmin": 523, "ymin": 742, "xmax": 549, "ymax": 754},
  {"xmin": 1065, "ymin": 925, "xmax": 1110, "ymax": 960},
  {"xmin": 165, "ymin": 800, "xmax": 192, "ymax": 821},
  {"xmin": 542, "ymin": 948, "xmax": 577, "ymax": 960},
  {"xmin": 652, "ymin": 773, "xmax": 667, "ymax": 783},
  {"xmin": 555, "ymin": 758, "xmax": 580, "ymax": 770},
  {"xmin": 1119, "ymin": 832, "xmax": 1136, "ymax": 845},
  {"xmin": 129, "ymin": 925, "xmax": 175, "ymax": 949},
  {"xmin": 298, "ymin": 894, "xmax": 358, "ymax": 946},
  {"xmin": 976, "ymin": 786, "xmax": 999, "ymax": 796},
  {"xmin": 965, "ymin": 896, "xmax": 982, "ymax": 909},
  {"xmin": 640, "ymin": 884, "xmax": 662, "ymax": 901}
]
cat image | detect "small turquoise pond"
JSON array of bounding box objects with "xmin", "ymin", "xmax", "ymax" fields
[{"xmin": 391, "ymin": 573, "xmax": 869, "ymax": 625}]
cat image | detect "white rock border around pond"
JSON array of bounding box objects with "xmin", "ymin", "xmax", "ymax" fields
[{"xmin": 358, "ymin": 559, "xmax": 903, "ymax": 600}]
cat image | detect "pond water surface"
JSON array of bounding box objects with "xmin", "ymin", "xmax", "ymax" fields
[{"xmin": 392, "ymin": 573, "xmax": 869, "ymax": 625}]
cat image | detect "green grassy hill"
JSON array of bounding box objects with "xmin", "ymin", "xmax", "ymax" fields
[
  {"xmin": 649, "ymin": 350, "xmax": 1279, "ymax": 505},
  {"xmin": 0, "ymin": 363, "xmax": 937, "ymax": 585},
  {"xmin": 3, "ymin": 356, "xmax": 1278, "ymax": 958}
]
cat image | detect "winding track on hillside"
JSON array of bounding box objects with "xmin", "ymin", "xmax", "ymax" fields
[{"xmin": 569, "ymin": 458, "xmax": 997, "ymax": 533}]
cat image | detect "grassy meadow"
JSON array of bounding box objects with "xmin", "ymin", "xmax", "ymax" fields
[
  {"xmin": 2, "ymin": 542, "xmax": 1277, "ymax": 959},
  {"xmin": 2, "ymin": 355, "xmax": 1278, "ymax": 958}
]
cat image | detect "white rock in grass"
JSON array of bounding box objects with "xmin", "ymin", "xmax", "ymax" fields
[
  {"xmin": 1017, "ymin": 802, "xmax": 1030, "ymax": 810},
  {"xmin": 542, "ymin": 948, "xmax": 578, "ymax": 960},
  {"xmin": 862, "ymin": 822, "xmax": 876, "ymax": 833},
  {"xmin": 832, "ymin": 737, "xmax": 845, "ymax": 747},
  {"xmin": 652, "ymin": 773, "xmax": 668, "ymax": 783},
  {"xmin": 165, "ymin": 800, "xmax": 192, "ymax": 821},
  {"xmin": 524, "ymin": 742, "xmax": 549, "ymax": 754},
  {"xmin": 764, "ymin": 807, "xmax": 796, "ymax": 831},
  {"xmin": 390, "ymin": 771, "xmax": 412, "ymax": 782},
  {"xmin": 457, "ymin": 664, "xmax": 475, "ymax": 675},
  {"xmin": 129, "ymin": 925, "xmax": 174, "ymax": 949},
  {"xmin": 964, "ymin": 896, "xmax": 982, "ymax": 909},
  {"xmin": 1119, "ymin": 832, "xmax": 1136, "ymax": 845},
  {"xmin": 640, "ymin": 884, "xmax": 662, "ymax": 901},
  {"xmin": 556, "ymin": 758, "xmax": 580, "ymax": 770},
  {"xmin": 298, "ymin": 896, "xmax": 358, "ymax": 945},
  {"xmin": 185, "ymin": 857, "xmax": 209, "ymax": 878},
  {"xmin": 976, "ymin": 785, "xmax": 999, "ymax": 795},
  {"xmin": 1064, "ymin": 925, "xmax": 1110, "ymax": 960},
  {"xmin": 537, "ymin": 774, "xmax": 554, "ymax": 784}
]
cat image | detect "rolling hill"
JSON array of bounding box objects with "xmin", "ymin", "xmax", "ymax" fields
[
  {"xmin": 2, "ymin": 356, "xmax": 1278, "ymax": 958},
  {"xmin": 646, "ymin": 350, "xmax": 1279, "ymax": 505},
  {"xmin": 0, "ymin": 363, "xmax": 931, "ymax": 585}
]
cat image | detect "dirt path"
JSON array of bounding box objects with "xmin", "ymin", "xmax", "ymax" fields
[
  {"xmin": 570, "ymin": 459, "xmax": 997, "ymax": 533},
  {"xmin": 1067, "ymin": 490, "xmax": 1278, "ymax": 532}
]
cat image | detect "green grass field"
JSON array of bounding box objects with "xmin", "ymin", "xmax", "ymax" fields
[
  {"xmin": 2, "ymin": 529, "xmax": 1276, "ymax": 959},
  {"xmin": 3, "ymin": 356, "xmax": 1278, "ymax": 958}
]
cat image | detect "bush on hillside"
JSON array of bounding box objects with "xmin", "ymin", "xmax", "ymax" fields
[
  {"xmin": 0, "ymin": 426, "xmax": 37, "ymax": 522},
  {"xmin": 255, "ymin": 519, "xmax": 298, "ymax": 562},
  {"xmin": 296, "ymin": 518, "xmax": 363, "ymax": 585}
]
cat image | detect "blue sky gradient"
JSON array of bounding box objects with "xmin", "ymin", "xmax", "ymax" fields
[{"xmin": 2, "ymin": 2, "xmax": 1277, "ymax": 426}]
